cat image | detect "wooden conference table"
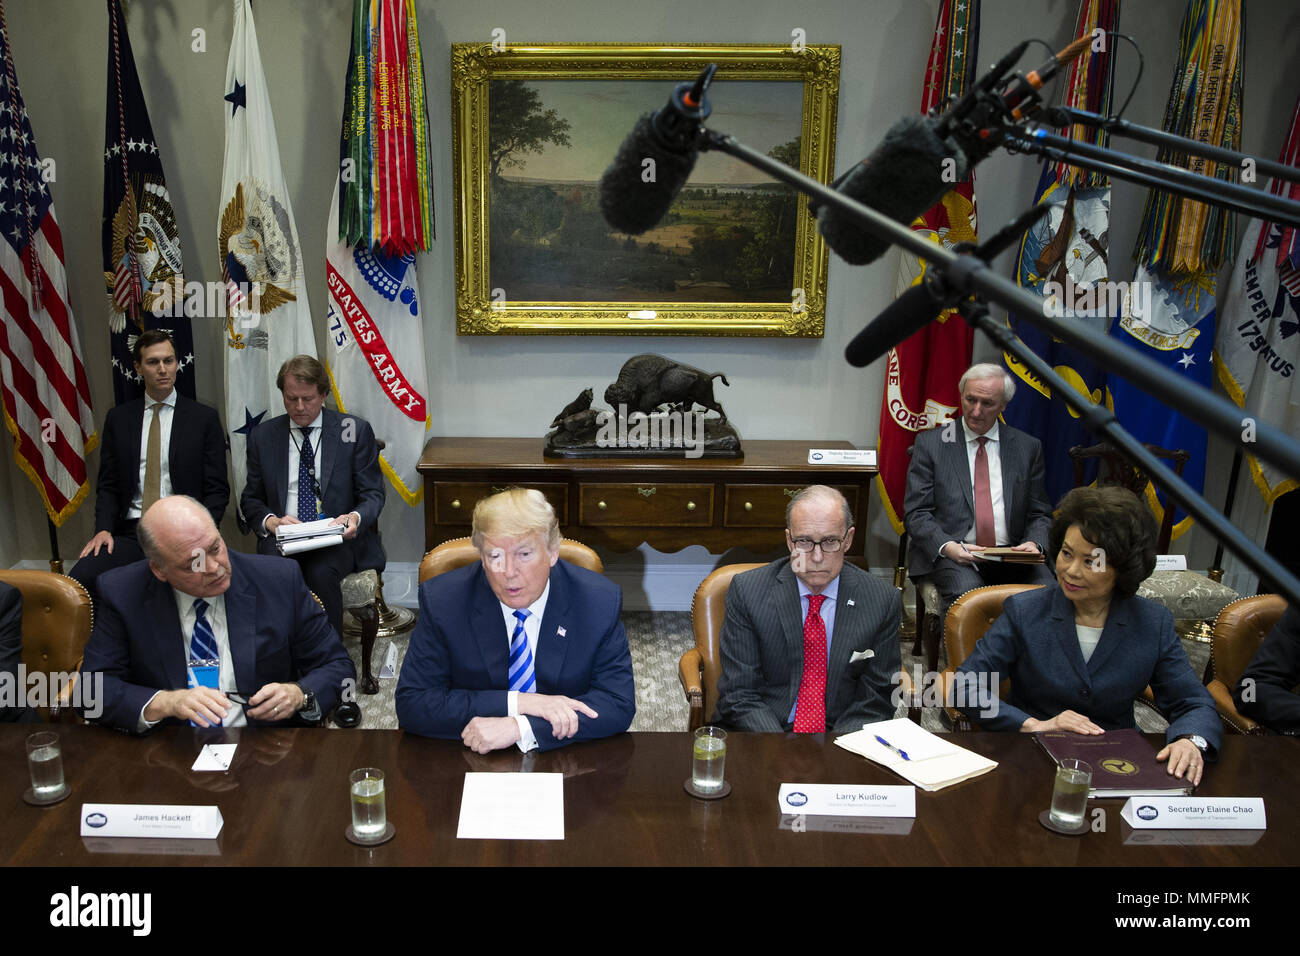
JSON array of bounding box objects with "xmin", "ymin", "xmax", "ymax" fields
[{"xmin": 2, "ymin": 725, "xmax": 1296, "ymax": 866}]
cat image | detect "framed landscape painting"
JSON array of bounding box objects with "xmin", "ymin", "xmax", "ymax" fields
[{"xmin": 450, "ymin": 43, "xmax": 841, "ymax": 336}]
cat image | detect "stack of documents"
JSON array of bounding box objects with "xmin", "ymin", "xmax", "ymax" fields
[
  {"xmin": 275, "ymin": 518, "xmax": 344, "ymax": 555},
  {"xmin": 835, "ymin": 718, "xmax": 998, "ymax": 792},
  {"xmin": 972, "ymin": 547, "xmax": 1045, "ymax": 564}
]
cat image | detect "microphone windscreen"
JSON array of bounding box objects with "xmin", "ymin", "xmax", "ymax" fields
[
  {"xmin": 598, "ymin": 113, "xmax": 699, "ymax": 235},
  {"xmin": 844, "ymin": 280, "xmax": 946, "ymax": 368},
  {"xmin": 818, "ymin": 115, "xmax": 969, "ymax": 265}
]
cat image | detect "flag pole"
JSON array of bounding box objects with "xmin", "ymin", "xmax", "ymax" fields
[
  {"xmin": 1209, "ymin": 449, "xmax": 1244, "ymax": 582},
  {"xmin": 46, "ymin": 516, "xmax": 62, "ymax": 574}
]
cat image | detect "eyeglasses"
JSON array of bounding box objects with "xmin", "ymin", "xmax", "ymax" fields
[{"xmin": 789, "ymin": 535, "xmax": 845, "ymax": 553}]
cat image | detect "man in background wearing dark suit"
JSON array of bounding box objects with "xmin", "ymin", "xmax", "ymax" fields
[
  {"xmin": 71, "ymin": 329, "xmax": 228, "ymax": 601},
  {"xmin": 0, "ymin": 581, "xmax": 35, "ymax": 722},
  {"xmin": 79, "ymin": 495, "xmax": 354, "ymax": 733},
  {"xmin": 240, "ymin": 355, "xmax": 385, "ymax": 639},
  {"xmin": 714, "ymin": 485, "xmax": 902, "ymax": 733},
  {"xmin": 904, "ymin": 363, "xmax": 1054, "ymax": 618}
]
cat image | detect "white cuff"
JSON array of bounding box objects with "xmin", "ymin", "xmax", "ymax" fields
[
  {"xmin": 514, "ymin": 714, "xmax": 537, "ymax": 753},
  {"xmin": 507, "ymin": 689, "xmax": 518, "ymax": 716}
]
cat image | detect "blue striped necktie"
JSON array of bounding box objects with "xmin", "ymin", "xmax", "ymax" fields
[
  {"xmin": 508, "ymin": 609, "xmax": 536, "ymax": 693},
  {"xmin": 191, "ymin": 598, "xmax": 219, "ymax": 662}
]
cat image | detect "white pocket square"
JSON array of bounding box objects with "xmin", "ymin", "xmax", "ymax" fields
[{"xmin": 849, "ymin": 649, "xmax": 875, "ymax": 663}]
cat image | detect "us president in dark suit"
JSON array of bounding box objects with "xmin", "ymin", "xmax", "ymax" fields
[
  {"xmin": 904, "ymin": 363, "xmax": 1054, "ymax": 617},
  {"xmin": 71, "ymin": 329, "xmax": 228, "ymax": 601},
  {"xmin": 956, "ymin": 487, "xmax": 1220, "ymax": 784},
  {"xmin": 714, "ymin": 485, "xmax": 901, "ymax": 734},
  {"xmin": 1234, "ymin": 604, "xmax": 1300, "ymax": 735},
  {"xmin": 396, "ymin": 488, "xmax": 635, "ymax": 753},
  {"xmin": 79, "ymin": 495, "xmax": 355, "ymax": 733},
  {"xmin": 240, "ymin": 355, "xmax": 385, "ymax": 638}
]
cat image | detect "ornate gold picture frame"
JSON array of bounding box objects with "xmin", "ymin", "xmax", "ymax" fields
[{"xmin": 451, "ymin": 42, "xmax": 840, "ymax": 336}]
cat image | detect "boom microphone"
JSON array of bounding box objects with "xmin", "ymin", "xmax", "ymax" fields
[
  {"xmin": 598, "ymin": 65, "xmax": 716, "ymax": 235},
  {"xmin": 816, "ymin": 36, "xmax": 1090, "ymax": 266}
]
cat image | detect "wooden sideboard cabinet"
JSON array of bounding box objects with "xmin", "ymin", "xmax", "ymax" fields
[{"xmin": 417, "ymin": 438, "xmax": 876, "ymax": 557}]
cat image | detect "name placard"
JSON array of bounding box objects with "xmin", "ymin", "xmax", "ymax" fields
[
  {"xmin": 1154, "ymin": 554, "xmax": 1188, "ymax": 571},
  {"xmin": 807, "ymin": 448, "xmax": 876, "ymax": 467},
  {"xmin": 1120, "ymin": 796, "xmax": 1265, "ymax": 830},
  {"xmin": 80, "ymin": 803, "xmax": 224, "ymax": 839},
  {"xmin": 778, "ymin": 783, "xmax": 915, "ymax": 817}
]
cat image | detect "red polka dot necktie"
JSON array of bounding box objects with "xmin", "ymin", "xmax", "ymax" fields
[{"xmin": 793, "ymin": 593, "xmax": 828, "ymax": 733}]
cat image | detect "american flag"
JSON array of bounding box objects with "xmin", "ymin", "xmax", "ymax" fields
[{"xmin": 0, "ymin": 3, "xmax": 96, "ymax": 525}]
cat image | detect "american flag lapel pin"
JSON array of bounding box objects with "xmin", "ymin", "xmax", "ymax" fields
[{"xmin": 557, "ymin": 626, "xmax": 567, "ymax": 638}]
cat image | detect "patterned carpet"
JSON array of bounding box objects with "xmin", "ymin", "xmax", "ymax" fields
[{"xmin": 333, "ymin": 608, "xmax": 1208, "ymax": 735}]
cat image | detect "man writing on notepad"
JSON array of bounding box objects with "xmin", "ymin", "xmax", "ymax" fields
[
  {"xmin": 904, "ymin": 363, "xmax": 1055, "ymax": 620},
  {"xmin": 241, "ymin": 355, "xmax": 385, "ymax": 639}
]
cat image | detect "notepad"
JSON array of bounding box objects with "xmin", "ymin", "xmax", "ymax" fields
[{"xmin": 836, "ymin": 718, "xmax": 998, "ymax": 792}]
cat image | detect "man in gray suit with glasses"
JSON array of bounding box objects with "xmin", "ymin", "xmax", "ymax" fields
[
  {"xmin": 714, "ymin": 485, "xmax": 901, "ymax": 734},
  {"xmin": 904, "ymin": 363, "xmax": 1055, "ymax": 620}
]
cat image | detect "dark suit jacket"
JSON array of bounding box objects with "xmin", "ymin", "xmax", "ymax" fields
[
  {"xmin": 240, "ymin": 408, "xmax": 385, "ymax": 570},
  {"xmin": 714, "ymin": 559, "xmax": 902, "ymax": 733},
  {"xmin": 95, "ymin": 394, "xmax": 229, "ymax": 532},
  {"xmin": 0, "ymin": 582, "xmax": 32, "ymax": 722},
  {"xmin": 79, "ymin": 551, "xmax": 356, "ymax": 733},
  {"xmin": 1234, "ymin": 605, "xmax": 1300, "ymax": 735},
  {"xmin": 903, "ymin": 421, "xmax": 1052, "ymax": 577},
  {"xmin": 956, "ymin": 585, "xmax": 1222, "ymax": 753},
  {"xmin": 395, "ymin": 559, "xmax": 635, "ymax": 750}
]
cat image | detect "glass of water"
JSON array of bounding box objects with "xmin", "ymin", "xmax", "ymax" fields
[
  {"xmin": 26, "ymin": 731, "xmax": 67, "ymax": 799},
  {"xmin": 349, "ymin": 768, "xmax": 386, "ymax": 838},
  {"xmin": 1049, "ymin": 758, "xmax": 1091, "ymax": 829},
  {"xmin": 691, "ymin": 726, "xmax": 727, "ymax": 793}
]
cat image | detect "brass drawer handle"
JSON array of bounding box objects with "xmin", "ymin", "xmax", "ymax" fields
[
  {"xmin": 783, "ymin": 488, "xmax": 801, "ymax": 499},
  {"xmin": 598, "ymin": 500, "xmax": 607, "ymax": 510},
  {"xmin": 491, "ymin": 486, "xmax": 509, "ymax": 493},
  {"xmin": 744, "ymin": 501, "xmax": 753, "ymax": 512},
  {"xmin": 686, "ymin": 501, "xmax": 696, "ymax": 512},
  {"xmin": 637, "ymin": 487, "xmax": 657, "ymax": 498},
  {"xmin": 450, "ymin": 499, "xmax": 461, "ymax": 509}
]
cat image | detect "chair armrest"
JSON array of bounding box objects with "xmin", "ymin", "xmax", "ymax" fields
[
  {"xmin": 939, "ymin": 669, "xmax": 974, "ymax": 731},
  {"xmin": 678, "ymin": 649, "xmax": 704, "ymax": 732},
  {"xmin": 1207, "ymin": 678, "xmax": 1263, "ymax": 736}
]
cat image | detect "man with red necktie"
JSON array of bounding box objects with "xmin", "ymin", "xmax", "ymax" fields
[
  {"xmin": 714, "ymin": 486, "xmax": 901, "ymax": 734},
  {"xmin": 904, "ymin": 363, "xmax": 1055, "ymax": 622}
]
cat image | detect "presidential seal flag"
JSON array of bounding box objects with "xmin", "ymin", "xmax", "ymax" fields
[
  {"xmin": 102, "ymin": 0, "xmax": 193, "ymax": 404},
  {"xmin": 0, "ymin": 1, "xmax": 96, "ymax": 525},
  {"xmin": 1109, "ymin": 0, "xmax": 1243, "ymax": 538},
  {"xmin": 1214, "ymin": 95, "xmax": 1300, "ymax": 506},
  {"xmin": 874, "ymin": 0, "xmax": 978, "ymax": 535},
  {"xmin": 1003, "ymin": 0, "xmax": 1119, "ymax": 503},
  {"xmin": 220, "ymin": 0, "xmax": 316, "ymax": 526}
]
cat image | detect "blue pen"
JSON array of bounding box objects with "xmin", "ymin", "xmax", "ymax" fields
[{"xmin": 875, "ymin": 735, "xmax": 910, "ymax": 761}]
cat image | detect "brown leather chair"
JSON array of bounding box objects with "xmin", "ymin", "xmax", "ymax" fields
[
  {"xmin": 679, "ymin": 563, "xmax": 766, "ymax": 731},
  {"xmin": 0, "ymin": 570, "xmax": 93, "ymax": 720},
  {"xmin": 1206, "ymin": 594, "xmax": 1287, "ymax": 735},
  {"xmin": 418, "ymin": 536, "xmax": 603, "ymax": 583},
  {"xmin": 940, "ymin": 584, "xmax": 1039, "ymax": 730},
  {"xmin": 679, "ymin": 562, "xmax": 918, "ymax": 732}
]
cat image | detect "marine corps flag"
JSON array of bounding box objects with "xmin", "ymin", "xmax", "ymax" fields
[
  {"xmin": 1109, "ymin": 0, "xmax": 1243, "ymax": 538},
  {"xmin": 1003, "ymin": 0, "xmax": 1119, "ymax": 504},
  {"xmin": 102, "ymin": 0, "xmax": 193, "ymax": 404},
  {"xmin": 329, "ymin": 0, "xmax": 432, "ymax": 505},
  {"xmin": 875, "ymin": 0, "xmax": 978, "ymax": 535},
  {"xmin": 220, "ymin": 0, "xmax": 316, "ymax": 527},
  {"xmin": 0, "ymin": 1, "xmax": 97, "ymax": 525},
  {"xmin": 1214, "ymin": 94, "xmax": 1300, "ymax": 506}
]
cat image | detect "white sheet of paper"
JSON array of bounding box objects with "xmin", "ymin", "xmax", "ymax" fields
[
  {"xmin": 275, "ymin": 517, "xmax": 344, "ymax": 540},
  {"xmin": 457, "ymin": 772, "xmax": 564, "ymax": 840},
  {"xmin": 278, "ymin": 533, "xmax": 344, "ymax": 555},
  {"xmin": 865, "ymin": 717, "xmax": 960, "ymax": 762},
  {"xmin": 191, "ymin": 744, "xmax": 238, "ymax": 772}
]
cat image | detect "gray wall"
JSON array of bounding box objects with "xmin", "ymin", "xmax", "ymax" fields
[{"xmin": 0, "ymin": 0, "xmax": 1296, "ymax": 590}]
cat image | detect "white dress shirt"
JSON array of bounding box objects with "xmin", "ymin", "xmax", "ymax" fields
[
  {"xmin": 139, "ymin": 589, "xmax": 245, "ymax": 731},
  {"xmin": 499, "ymin": 581, "xmax": 551, "ymax": 753},
  {"xmin": 127, "ymin": 389, "xmax": 177, "ymax": 519},
  {"xmin": 961, "ymin": 418, "xmax": 1009, "ymax": 547}
]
